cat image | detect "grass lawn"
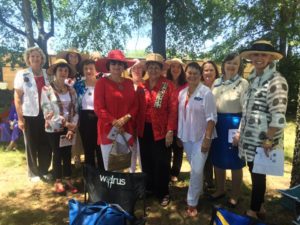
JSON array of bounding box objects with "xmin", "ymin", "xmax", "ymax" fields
[{"xmin": 0, "ymin": 120, "xmax": 297, "ymax": 225}]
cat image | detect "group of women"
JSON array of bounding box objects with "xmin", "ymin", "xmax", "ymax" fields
[{"xmin": 14, "ymin": 40, "xmax": 288, "ymax": 219}]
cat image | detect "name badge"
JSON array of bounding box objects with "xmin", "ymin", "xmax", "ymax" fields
[{"xmin": 194, "ymin": 96, "xmax": 203, "ymax": 101}]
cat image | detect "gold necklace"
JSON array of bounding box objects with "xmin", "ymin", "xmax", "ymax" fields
[{"xmin": 53, "ymin": 81, "xmax": 67, "ymax": 93}]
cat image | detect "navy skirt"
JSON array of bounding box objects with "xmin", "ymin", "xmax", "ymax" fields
[{"xmin": 211, "ymin": 113, "xmax": 245, "ymax": 170}]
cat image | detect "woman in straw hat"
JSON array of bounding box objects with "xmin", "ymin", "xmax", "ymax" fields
[
  {"xmin": 209, "ymin": 52, "xmax": 249, "ymax": 207},
  {"xmin": 177, "ymin": 62, "xmax": 217, "ymax": 217},
  {"xmin": 137, "ymin": 53, "xmax": 177, "ymax": 207},
  {"xmin": 57, "ymin": 48, "xmax": 88, "ymax": 80},
  {"xmin": 14, "ymin": 46, "xmax": 52, "ymax": 182},
  {"xmin": 239, "ymin": 40, "xmax": 288, "ymax": 219},
  {"xmin": 94, "ymin": 49, "xmax": 137, "ymax": 170},
  {"xmin": 165, "ymin": 58, "xmax": 187, "ymax": 182},
  {"xmin": 58, "ymin": 48, "xmax": 88, "ymax": 167},
  {"xmin": 41, "ymin": 59, "xmax": 79, "ymax": 194}
]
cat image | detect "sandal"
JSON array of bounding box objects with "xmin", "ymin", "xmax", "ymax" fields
[
  {"xmin": 54, "ymin": 180, "xmax": 66, "ymax": 194},
  {"xmin": 65, "ymin": 179, "xmax": 78, "ymax": 194},
  {"xmin": 160, "ymin": 195, "xmax": 170, "ymax": 207},
  {"xmin": 186, "ymin": 206, "xmax": 198, "ymax": 217}
]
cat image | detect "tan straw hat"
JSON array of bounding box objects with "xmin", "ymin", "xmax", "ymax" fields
[
  {"xmin": 145, "ymin": 53, "xmax": 165, "ymax": 66},
  {"xmin": 165, "ymin": 58, "xmax": 185, "ymax": 66},
  {"xmin": 57, "ymin": 48, "xmax": 89, "ymax": 62},
  {"xmin": 47, "ymin": 59, "xmax": 76, "ymax": 77},
  {"xmin": 240, "ymin": 40, "xmax": 283, "ymax": 60}
]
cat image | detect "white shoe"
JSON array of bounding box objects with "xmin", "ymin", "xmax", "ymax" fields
[{"xmin": 30, "ymin": 176, "xmax": 41, "ymax": 182}]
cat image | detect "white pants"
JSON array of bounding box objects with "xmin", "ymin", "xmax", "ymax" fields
[
  {"xmin": 183, "ymin": 140, "xmax": 208, "ymax": 207},
  {"xmin": 130, "ymin": 137, "xmax": 142, "ymax": 173}
]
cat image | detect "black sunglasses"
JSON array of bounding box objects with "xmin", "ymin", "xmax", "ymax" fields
[{"xmin": 110, "ymin": 60, "xmax": 126, "ymax": 66}]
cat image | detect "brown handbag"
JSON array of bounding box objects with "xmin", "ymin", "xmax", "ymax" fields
[{"xmin": 107, "ymin": 134, "xmax": 132, "ymax": 171}]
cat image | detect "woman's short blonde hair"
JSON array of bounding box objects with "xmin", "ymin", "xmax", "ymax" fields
[{"xmin": 24, "ymin": 46, "xmax": 46, "ymax": 67}]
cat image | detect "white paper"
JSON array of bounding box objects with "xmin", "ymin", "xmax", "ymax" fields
[
  {"xmin": 252, "ymin": 147, "xmax": 284, "ymax": 176},
  {"xmin": 107, "ymin": 126, "xmax": 132, "ymax": 145},
  {"xmin": 59, "ymin": 134, "xmax": 76, "ymax": 147},
  {"xmin": 228, "ymin": 129, "xmax": 238, "ymax": 143}
]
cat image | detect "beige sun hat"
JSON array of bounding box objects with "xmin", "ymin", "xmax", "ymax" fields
[
  {"xmin": 57, "ymin": 48, "xmax": 89, "ymax": 62},
  {"xmin": 165, "ymin": 58, "xmax": 185, "ymax": 66},
  {"xmin": 240, "ymin": 40, "xmax": 283, "ymax": 60},
  {"xmin": 145, "ymin": 53, "xmax": 165, "ymax": 66},
  {"xmin": 47, "ymin": 59, "xmax": 76, "ymax": 77}
]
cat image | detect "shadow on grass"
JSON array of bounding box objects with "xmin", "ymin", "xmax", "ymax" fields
[{"xmin": 0, "ymin": 189, "xmax": 69, "ymax": 225}]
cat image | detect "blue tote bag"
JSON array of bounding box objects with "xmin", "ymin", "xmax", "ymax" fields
[{"xmin": 69, "ymin": 199, "xmax": 133, "ymax": 225}]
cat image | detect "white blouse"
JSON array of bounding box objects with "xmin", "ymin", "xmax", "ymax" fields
[
  {"xmin": 82, "ymin": 86, "xmax": 95, "ymax": 110},
  {"xmin": 177, "ymin": 83, "xmax": 217, "ymax": 142}
]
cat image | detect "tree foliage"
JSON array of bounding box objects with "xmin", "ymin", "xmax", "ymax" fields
[{"xmin": 0, "ymin": 0, "xmax": 55, "ymax": 67}]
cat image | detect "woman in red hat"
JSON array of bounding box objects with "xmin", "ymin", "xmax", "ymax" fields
[{"xmin": 94, "ymin": 50, "xmax": 138, "ymax": 170}]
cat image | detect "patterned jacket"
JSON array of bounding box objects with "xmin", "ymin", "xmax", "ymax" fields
[
  {"xmin": 41, "ymin": 83, "xmax": 78, "ymax": 133},
  {"xmin": 238, "ymin": 63, "xmax": 288, "ymax": 161}
]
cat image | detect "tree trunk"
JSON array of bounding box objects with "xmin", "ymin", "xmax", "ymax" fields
[
  {"xmin": 22, "ymin": 0, "xmax": 35, "ymax": 47},
  {"xmin": 290, "ymin": 83, "xmax": 300, "ymax": 187},
  {"xmin": 37, "ymin": 38, "xmax": 49, "ymax": 68},
  {"xmin": 150, "ymin": 0, "xmax": 167, "ymax": 58}
]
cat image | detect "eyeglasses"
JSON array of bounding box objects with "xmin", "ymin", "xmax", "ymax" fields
[{"xmin": 110, "ymin": 60, "xmax": 126, "ymax": 66}]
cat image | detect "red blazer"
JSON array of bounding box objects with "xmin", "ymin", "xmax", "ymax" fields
[
  {"xmin": 94, "ymin": 77, "xmax": 138, "ymax": 145},
  {"xmin": 137, "ymin": 77, "xmax": 178, "ymax": 141}
]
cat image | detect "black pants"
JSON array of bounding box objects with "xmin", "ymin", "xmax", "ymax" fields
[
  {"xmin": 79, "ymin": 110, "xmax": 104, "ymax": 170},
  {"xmin": 47, "ymin": 130, "xmax": 72, "ymax": 180},
  {"xmin": 139, "ymin": 123, "xmax": 171, "ymax": 199},
  {"xmin": 23, "ymin": 112, "xmax": 52, "ymax": 177},
  {"xmin": 170, "ymin": 136, "xmax": 183, "ymax": 177},
  {"xmin": 248, "ymin": 161, "xmax": 266, "ymax": 211}
]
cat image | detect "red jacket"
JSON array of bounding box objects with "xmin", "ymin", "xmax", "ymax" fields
[
  {"xmin": 94, "ymin": 77, "xmax": 138, "ymax": 145},
  {"xmin": 137, "ymin": 77, "xmax": 178, "ymax": 141}
]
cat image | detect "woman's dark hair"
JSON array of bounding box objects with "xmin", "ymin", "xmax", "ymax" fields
[
  {"xmin": 221, "ymin": 52, "xmax": 244, "ymax": 76},
  {"xmin": 66, "ymin": 53, "xmax": 81, "ymax": 72},
  {"xmin": 166, "ymin": 64, "xmax": 187, "ymax": 86},
  {"xmin": 200, "ymin": 60, "xmax": 219, "ymax": 81},
  {"xmin": 185, "ymin": 62, "xmax": 202, "ymax": 74},
  {"xmin": 106, "ymin": 60, "xmax": 128, "ymax": 71},
  {"xmin": 145, "ymin": 61, "xmax": 163, "ymax": 70},
  {"xmin": 80, "ymin": 59, "xmax": 96, "ymax": 75},
  {"xmin": 54, "ymin": 63, "xmax": 70, "ymax": 75}
]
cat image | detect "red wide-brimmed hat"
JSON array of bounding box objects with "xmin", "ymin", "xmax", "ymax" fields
[{"xmin": 95, "ymin": 49, "xmax": 135, "ymax": 73}]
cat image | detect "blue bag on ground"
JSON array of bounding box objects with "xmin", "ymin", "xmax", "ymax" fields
[
  {"xmin": 210, "ymin": 206, "xmax": 268, "ymax": 225},
  {"xmin": 69, "ymin": 199, "xmax": 133, "ymax": 225}
]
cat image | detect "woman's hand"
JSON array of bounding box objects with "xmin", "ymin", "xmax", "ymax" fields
[
  {"xmin": 232, "ymin": 132, "xmax": 240, "ymax": 146},
  {"xmin": 262, "ymin": 138, "xmax": 273, "ymax": 157},
  {"xmin": 65, "ymin": 122, "xmax": 76, "ymax": 131},
  {"xmin": 201, "ymin": 137, "xmax": 212, "ymax": 152},
  {"xmin": 113, "ymin": 114, "xmax": 131, "ymax": 129},
  {"xmin": 165, "ymin": 131, "xmax": 173, "ymax": 147},
  {"xmin": 66, "ymin": 130, "xmax": 75, "ymax": 140},
  {"xmin": 18, "ymin": 120, "xmax": 25, "ymax": 131}
]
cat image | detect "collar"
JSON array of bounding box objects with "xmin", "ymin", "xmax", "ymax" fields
[
  {"xmin": 248, "ymin": 62, "xmax": 276, "ymax": 84},
  {"xmin": 214, "ymin": 74, "xmax": 240, "ymax": 87}
]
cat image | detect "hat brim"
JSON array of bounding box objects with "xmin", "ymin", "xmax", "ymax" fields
[
  {"xmin": 57, "ymin": 51, "xmax": 89, "ymax": 62},
  {"xmin": 95, "ymin": 58, "xmax": 136, "ymax": 73},
  {"xmin": 165, "ymin": 59, "xmax": 185, "ymax": 66},
  {"xmin": 47, "ymin": 63, "xmax": 76, "ymax": 78},
  {"xmin": 240, "ymin": 50, "xmax": 283, "ymax": 60}
]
